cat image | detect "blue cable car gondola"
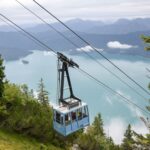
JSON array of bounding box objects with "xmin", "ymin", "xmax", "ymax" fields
[{"xmin": 53, "ymin": 53, "xmax": 90, "ymax": 136}]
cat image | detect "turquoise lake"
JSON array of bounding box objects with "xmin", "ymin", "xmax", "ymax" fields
[{"xmin": 5, "ymin": 50, "xmax": 150, "ymax": 144}]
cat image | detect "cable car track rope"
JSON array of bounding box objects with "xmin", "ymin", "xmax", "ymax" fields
[
  {"xmin": 0, "ymin": 14, "xmax": 57, "ymax": 56},
  {"xmin": 0, "ymin": 18, "xmax": 49, "ymax": 51},
  {"xmin": 32, "ymin": 0, "xmax": 150, "ymax": 96},
  {"xmin": 0, "ymin": 14, "xmax": 149, "ymax": 116},
  {"xmin": 14, "ymin": 0, "xmax": 148, "ymax": 102}
]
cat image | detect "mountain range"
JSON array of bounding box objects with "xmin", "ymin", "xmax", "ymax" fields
[{"xmin": 0, "ymin": 18, "xmax": 150, "ymax": 61}]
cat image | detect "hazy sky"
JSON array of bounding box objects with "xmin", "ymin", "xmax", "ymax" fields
[{"xmin": 0, "ymin": 0, "xmax": 150, "ymax": 24}]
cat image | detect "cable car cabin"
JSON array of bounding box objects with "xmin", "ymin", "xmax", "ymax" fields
[
  {"xmin": 53, "ymin": 99, "xmax": 89, "ymax": 136},
  {"xmin": 53, "ymin": 52, "xmax": 90, "ymax": 136}
]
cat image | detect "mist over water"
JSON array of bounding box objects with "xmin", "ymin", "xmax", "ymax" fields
[{"xmin": 5, "ymin": 50, "xmax": 150, "ymax": 144}]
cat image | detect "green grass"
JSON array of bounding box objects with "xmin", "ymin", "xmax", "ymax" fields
[{"xmin": 0, "ymin": 129, "xmax": 63, "ymax": 150}]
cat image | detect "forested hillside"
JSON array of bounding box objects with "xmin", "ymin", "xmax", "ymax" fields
[
  {"xmin": 0, "ymin": 46, "xmax": 149, "ymax": 149},
  {"xmin": 0, "ymin": 129, "xmax": 63, "ymax": 150}
]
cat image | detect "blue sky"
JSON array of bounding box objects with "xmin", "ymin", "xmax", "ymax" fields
[{"xmin": 0, "ymin": 0, "xmax": 150, "ymax": 24}]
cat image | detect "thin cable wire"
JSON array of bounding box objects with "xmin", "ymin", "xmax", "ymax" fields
[
  {"xmin": 15, "ymin": 0, "xmax": 80, "ymax": 50},
  {"xmin": 33, "ymin": 0, "xmax": 150, "ymax": 96},
  {"xmin": 77, "ymin": 68, "xmax": 150, "ymax": 116},
  {"xmin": 0, "ymin": 17, "xmax": 49, "ymax": 51},
  {"xmin": 0, "ymin": 14, "xmax": 57, "ymax": 56},
  {"xmin": 1, "ymin": 13, "xmax": 149, "ymax": 116},
  {"xmin": 15, "ymin": 0, "xmax": 148, "ymax": 101},
  {"xmin": 81, "ymin": 52, "xmax": 148, "ymax": 101}
]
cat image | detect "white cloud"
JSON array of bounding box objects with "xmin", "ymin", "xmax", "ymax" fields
[
  {"xmin": 127, "ymin": 105, "xmax": 144, "ymax": 118},
  {"xmin": 76, "ymin": 46, "xmax": 103, "ymax": 52},
  {"xmin": 104, "ymin": 90, "xmax": 149, "ymax": 144},
  {"xmin": 104, "ymin": 117, "xmax": 127, "ymax": 144},
  {"xmin": 0, "ymin": 0, "xmax": 150, "ymax": 24},
  {"xmin": 104, "ymin": 117, "xmax": 149, "ymax": 144},
  {"xmin": 43, "ymin": 51, "xmax": 55, "ymax": 56},
  {"xmin": 33, "ymin": 90, "xmax": 38, "ymax": 98},
  {"xmin": 132, "ymin": 121, "xmax": 149, "ymax": 135},
  {"xmin": 110, "ymin": 90, "xmax": 146, "ymax": 119},
  {"xmin": 107, "ymin": 41, "xmax": 138, "ymax": 49},
  {"xmin": 114, "ymin": 90, "xmax": 145, "ymax": 117},
  {"xmin": 0, "ymin": 0, "xmax": 33, "ymax": 7}
]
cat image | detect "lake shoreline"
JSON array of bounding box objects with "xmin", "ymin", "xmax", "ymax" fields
[{"xmin": 3, "ymin": 49, "xmax": 150, "ymax": 62}]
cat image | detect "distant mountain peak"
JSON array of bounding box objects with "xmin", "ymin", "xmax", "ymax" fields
[{"xmin": 0, "ymin": 17, "xmax": 150, "ymax": 34}]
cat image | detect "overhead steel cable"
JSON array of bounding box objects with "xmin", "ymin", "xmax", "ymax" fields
[
  {"xmin": 33, "ymin": 0, "xmax": 150, "ymax": 96},
  {"xmin": 0, "ymin": 14, "xmax": 57, "ymax": 56},
  {"xmin": 1, "ymin": 13, "xmax": 149, "ymax": 116},
  {"xmin": 82, "ymin": 54, "xmax": 148, "ymax": 101},
  {"xmin": 15, "ymin": 0, "xmax": 148, "ymax": 102},
  {"xmin": 14, "ymin": 0, "xmax": 80, "ymax": 49},
  {"xmin": 77, "ymin": 68, "xmax": 150, "ymax": 116},
  {"xmin": 0, "ymin": 17, "xmax": 49, "ymax": 51}
]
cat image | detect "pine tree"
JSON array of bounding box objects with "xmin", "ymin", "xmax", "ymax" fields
[
  {"xmin": 132, "ymin": 131, "xmax": 150, "ymax": 149},
  {"xmin": 88, "ymin": 113, "xmax": 107, "ymax": 149},
  {"xmin": 21, "ymin": 84, "xmax": 35, "ymax": 99},
  {"xmin": 77, "ymin": 113, "xmax": 120, "ymax": 150},
  {"xmin": 29, "ymin": 89, "xmax": 34, "ymax": 98},
  {"xmin": 21, "ymin": 84, "xmax": 29, "ymax": 99},
  {"xmin": 126, "ymin": 35, "xmax": 150, "ymax": 149},
  {"xmin": 0, "ymin": 55, "xmax": 5, "ymax": 99},
  {"xmin": 37, "ymin": 78, "xmax": 49, "ymax": 105},
  {"xmin": 122, "ymin": 124, "xmax": 134, "ymax": 150},
  {"xmin": 92, "ymin": 113, "xmax": 105, "ymax": 137}
]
